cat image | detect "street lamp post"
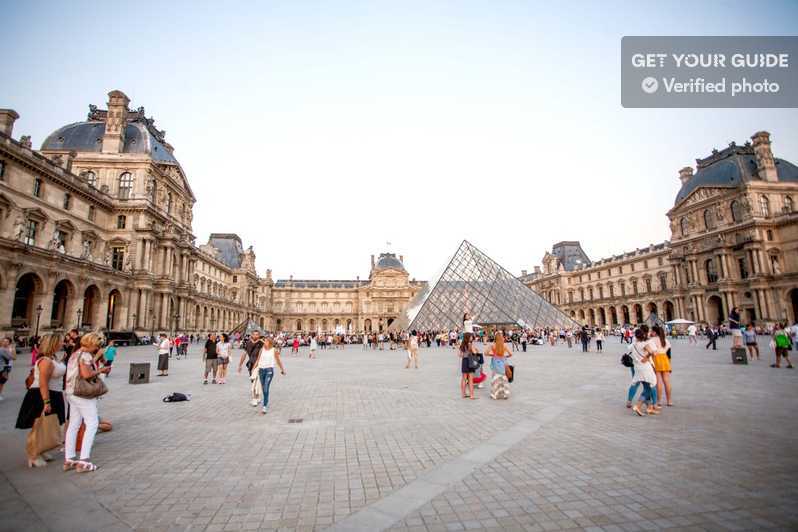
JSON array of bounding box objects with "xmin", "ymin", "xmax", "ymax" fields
[
  {"xmin": 76, "ymin": 308, "xmax": 83, "ymax": 331},
  {"xmin": 35, "ymin": 304, "xmax": 43, "ymax": 338}
]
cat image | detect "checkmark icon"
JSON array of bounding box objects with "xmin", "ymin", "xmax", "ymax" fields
[{"xmin": 642, "ymin": 77, "xmax": 658, "ymax": 94}]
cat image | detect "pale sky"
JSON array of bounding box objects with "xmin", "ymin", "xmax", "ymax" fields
[{"xmin": 2, "ymin": 1, "xmax": 797, "ymax": 281}]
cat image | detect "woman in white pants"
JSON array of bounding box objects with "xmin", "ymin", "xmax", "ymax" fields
[{"xmin": 64, "ymin": 332, "xmax": 109, "ymax": 473}]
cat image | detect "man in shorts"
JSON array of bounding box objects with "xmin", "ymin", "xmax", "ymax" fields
[
  {"xmin": 203, "ymin": 333, "xmax": 219, "ymax": 384},
  {"xmin": 729, "ymin": 307, "xmax": 743, "ymax": 348}
]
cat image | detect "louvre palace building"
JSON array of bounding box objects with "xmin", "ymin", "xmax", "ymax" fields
[
  {"xmin": 522, "ymin": 131, "xmax": 798, "ymax": 328},
  {"xmin": 0, "ymin": 90, "xmax": 422, "ymax": 339}
]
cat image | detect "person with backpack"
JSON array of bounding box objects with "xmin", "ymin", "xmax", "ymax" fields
[{"xmin": 628, "ymin": 327, "xmax": 658, "ymax": 417}]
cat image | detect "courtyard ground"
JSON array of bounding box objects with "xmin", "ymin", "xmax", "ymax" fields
[{"xmin": 0, "ymin": 336, "xmax": 796, "ymax": 532}]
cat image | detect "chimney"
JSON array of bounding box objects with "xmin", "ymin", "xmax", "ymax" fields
[
  {"xmin": 0, "ymin": 109, "xmax": 19, "ymax": 137},
  {"xmin": 534, "ymin": 266, "xmax": 541, "ymax": 274},
  {"xmin": 678, "ymin": 166, "xmax": 693, "ymax": 185},
  {"xmin": 521, "ymin": 269, "xmax": 528, "ymax": 276},
  {"xmin": 20, "ymin": 135, "xmax": 32, "ymax": 149},
  {"xmin": 101, "ymin": 90, "xmax": 130, "ymax": 153},
  {"xmin": 751, "ymin": 131, "xmax": 778, "ymax": 182},
  {"xmin": 371, "ymin": 255, "xmax": 375, "ymax": 269}
]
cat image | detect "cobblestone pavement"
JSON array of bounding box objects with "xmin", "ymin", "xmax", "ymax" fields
[{"xmin": 1, "ymin": 336, "xmax": 796, "ymax": 531}]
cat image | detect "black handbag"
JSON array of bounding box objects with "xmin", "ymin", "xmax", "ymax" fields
[
  {"xmin": 620, "ymin": 353, "xmax": 633, "ymax": 367},
  {"xmin": 467, "ymin": 354, "xmax": 480, "ymax": 371}
]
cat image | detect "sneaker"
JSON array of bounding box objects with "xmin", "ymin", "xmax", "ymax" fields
[
  {"xmin": 203, "ymin": 380, "xmax": 208, "ymax": 385},
  {"xmin": 249, "ymin": 399, "xmax": 258, "ymax": 407},
  {"xmin": 211, "ymin": 379, "xmax": 217, "ymax": 384},
  {"xmin": 261, "ymin": 406, "xmax": 269, "ymax": 415}
]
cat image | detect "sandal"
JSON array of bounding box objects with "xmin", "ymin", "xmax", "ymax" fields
[
  {"xmin": 75, "ymin": 461, "xmax": 98, "ymax": 473},
  {"xmin": 632, "ymin": 405, "xmax": 643, "ymax": 416},
  {"xmin": 63, "ymin": 459, "xmax": 77, "ymax": 471}
]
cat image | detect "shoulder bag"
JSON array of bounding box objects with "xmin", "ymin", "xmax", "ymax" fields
[{"xmin": 73, "ymin": 356, "xmax": 108, "ymax": 399}]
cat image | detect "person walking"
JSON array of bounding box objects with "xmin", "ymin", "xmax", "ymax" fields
[
  {"xmin": 156, "ymin": 333, "xmax": 170, "ymax": 376},
  {"xmin": 15, "ymin": 334, "xmax": 66, "ymax": 467},
  {"xmin": 743, "ymin": 324, "xmax": 760, "ymax": 361},
  {"xmin": 705, "ymin": 326, "xmax": 718, "ymax": 350},
  {"xmin": 0, "ymin": 337, "xmax": 16, "ymax": 401},
  {"xmin": 309, "ymin": 334, "xmax": 318, "ymax": 359},
  {"xmin": 580, "ymin": 327, "xmax": 590, "ymax": 352},
  {"xmin": 650, "ymin": 325, "xmax": 672, "ymax": 408},
  {"xmin": 405, "ymin": 331, "xmax": 420, "ymax": 369},
  {"xmin": 520, "ymin": 331, "xmax": 528, "ymax": 352},
  {"xmin": 102, "ymin": 340, "xmax": 117, "ymax": 376},
  {"xmin": 771, "ymin": 323, "xmax": 794, "ymax": 369},
  {"xmin": 238, "ymin": 331, "xmax": 264, "ymax": 406},
  {"xmin": 687, "ymin": 323, "xmax": 697, "ymax": 344},
  {"xmin": 253, "ymin": 338, "xmax": 286, "ymax": 415},
  {"xmin": 203, "ymin": 334, "xmax": 219, "ymax": 384},
  {"xmin": 64, "ymin": 333, "xmax": 110, "ymax": 473},
  {"xmin": 217, "ymin": 333, "xmax": 231, "ymax": 384}
]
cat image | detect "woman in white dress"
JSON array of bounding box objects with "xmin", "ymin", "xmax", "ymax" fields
[{"xmin": 629, "ymin": 328, "xmax": 658, "ymax": 416}]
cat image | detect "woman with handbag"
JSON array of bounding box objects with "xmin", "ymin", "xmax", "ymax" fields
[
  {"xmin": 487, "ymin": 331, "xmax": 513, "ymax": 400},
  {"xmin": 459, "ymin": 334, "xmax": 479, "ymax": 399},
  {"xmin": 64, "ymin": 332, "xmax": 109, "ymax": 473},
  {"xmin": 15, "ymin": 334, "xmax": 67, "ymax": 467}
]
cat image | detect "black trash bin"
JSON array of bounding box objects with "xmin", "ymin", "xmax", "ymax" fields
[
  {"xmin": 731, "ymin": 347, "xmax": 748, "ymax": 365},
  {"xmin": 129, "ymin": 362, "xmax": 151, "ymax": 384}
]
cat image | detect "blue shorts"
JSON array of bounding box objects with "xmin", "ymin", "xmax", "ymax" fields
[{"xmin": 491, "ymin": 357, "xmax": 506, "ymax": 374}]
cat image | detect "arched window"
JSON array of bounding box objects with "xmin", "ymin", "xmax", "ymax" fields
[
  {"xmin": 759, "ymin": 195, "xmax": 770, "ymax": 217},
  {"xmin": 83, "ymin": 170, "xmax": 97, "ymax": 187},
  {"xmin": 703, "ymin": 209, "xmax": 715, "ymax": 230},
  {"xmin": 786, "ymin": 195, "xmax": 795, "ymax": 213},
  {"xmin": 118, "ymin": 172, "xmax": 134, "ymax": 199},
  {"xmin": 680, "ymin": 217, "xmax": 689, "ymax": 236},
  {"xmin": 705, "ymin": 259, "xmax": 718, "ymax": 283},
  {"xmin": 730, "ymin": 200, "xmax": 744, "ymax": 222}
]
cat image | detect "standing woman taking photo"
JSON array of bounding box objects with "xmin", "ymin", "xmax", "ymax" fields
[
  {"xmin": 64, "ymin": 333, "xmax": 109, "ymax": 472},
  {"xmin": 15, "ymin": 334, "xmax": 67, "ymax": 467}
]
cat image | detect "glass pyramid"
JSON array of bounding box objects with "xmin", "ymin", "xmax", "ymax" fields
[{"xmin": 404, "ymin": 240, "xmax": 580, "ymax": 331}]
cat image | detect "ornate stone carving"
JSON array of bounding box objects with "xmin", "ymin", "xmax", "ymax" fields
[{"xmin": 12, "ymin": 215, "xmax": 25, "ymax": 242}]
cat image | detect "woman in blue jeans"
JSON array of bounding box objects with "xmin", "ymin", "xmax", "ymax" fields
[{"xmin": 253, "ymin": 338, "xmax": 286, "ymax": 415}]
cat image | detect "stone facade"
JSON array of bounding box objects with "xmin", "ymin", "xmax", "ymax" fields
[
  {"xmin": 0, "ymin": 91, "xmax": 422, "ymax": 338},
  {"xmin": 262, "ymin": 253, "xmax": 424, "ymax": 334},
  {"xmin": 523, "ymin": 131, "xmax": 798, "ymax": 327}
]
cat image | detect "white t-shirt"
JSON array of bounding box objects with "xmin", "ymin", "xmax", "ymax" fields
[
  {"xmin": 463, "ymin": 320, "xmax": 474, "ymax": 334},
  {"xmin": 158, "ymin": 338, "xmax": 170, "ymax": 354},
  {"xmin": 218, "ymin": 342, "xmax": 231, "ymax": 358},
  {"xmin": 310, "ymin": 338, "xmax": 318, "ymax": 350},
  {"xmin": 257, "ymin": 347, "xmax": 276, "ymax": 369},
  {"xmin": 65, "ymin": 350, "xmax": 94, "ymax": 395},
  {"xmin": 687, "ymin": 325, "xmax": 697, "ymax": 336}
]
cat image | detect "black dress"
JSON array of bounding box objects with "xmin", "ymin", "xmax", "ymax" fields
[{"xmin": 16, "ymin": 388, "xmax": 66, "ymax": 429}]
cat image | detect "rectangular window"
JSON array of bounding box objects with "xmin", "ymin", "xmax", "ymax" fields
[
  {"xmin": 63, "ymin": 193, "xmax": 71, "ymax": 210},
  {"xmin": 112, "ymin": 247, "xmax": 125, "ymax": 271},
  {"xmin": 88, "ymin": 206, "xmax": 96, "ymax": 221},
  {"xmin": 24, "ymin": 220, "xmax": 37, "ymax": 246},
  {"xmin": 117, "ymin": 215, "xmax": 126, "ymax": 229},
  {"xmin": 33, "ymin": 177, "xmax": 43, "ymax": 197},
  {"xmin": 658, "ymin": 257, "xmax": 663, "ymax": 266},
  {"xmin": 0, "ymin": 160, "xmax": 5, "ymax": 180}
]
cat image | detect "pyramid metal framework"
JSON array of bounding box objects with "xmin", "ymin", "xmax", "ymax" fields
[{"xmin": 407, "ymin": 241, "xmax": 580, "ymax": 331}]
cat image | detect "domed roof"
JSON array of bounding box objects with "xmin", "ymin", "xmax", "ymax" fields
[
  {"xmin": 675, "ymin": 143, "xmax": 798, "ymax": 205},
  {"xmin": 41, "ymin": 120, "xmax": 178, "ymax": 164},
  {"xmin": 374, "ymin": 253, "xmax": 406, "ymax": 271}
]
